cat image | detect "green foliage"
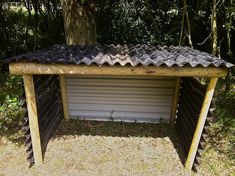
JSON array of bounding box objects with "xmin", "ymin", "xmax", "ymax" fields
[
  {"xmin": 209, "ymin": 74, "xmax": 235, "ymax": 161},
  {"xmin": 0, "ymin": 1, "xmax": 65, "ymax": 135},
  {"xmin": 215, "ymin": 74, "xmax": 235, "ymax": 130},
  {"xmin": 0, "ymin": 9, "xmax": 28, "ymax": 57},
  {"xmin": 96, "ymin": 0, "xmax": 180, "ymax": 45},
  {"xmin": 0, "ymin": 1, "xmax": 65, "ymax": 58},
  {"xmin": 0, "ymin": 70, "xmax": 25, "ymax": 134}
]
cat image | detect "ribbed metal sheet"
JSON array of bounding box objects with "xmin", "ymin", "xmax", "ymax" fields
[
  {"xmin": 34, "ymin": 75, "xmax": 63, "ymax": 157},
  {"xmin": 22, "ymin": 91, "xmax": 34, "ymax": 167},
  {"xmin": 175, "ymin": 77, "xmax": 210, "ymax": 172},
  {"xmin": 3, "ymin": 44, "xmax": 234, "ymax": 68},
  {"xmin": 66, "ymin": 76, "xmax": 176, "ymax": 123}
]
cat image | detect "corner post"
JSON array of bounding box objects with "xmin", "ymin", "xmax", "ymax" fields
[
  {"xmin": 169, "ymin": 77, "xmax": 181, "ymax": 127},
  {"xmin": 23, "ymin": 75, "xmax": 43, "ymax": 165},
  {"xmin": 59, "ymin": 75, "xmax": 70, "ymax": 121},
  {"xmin": 185, "ymin": 77, "xmax": 218, "ymax": 170}
]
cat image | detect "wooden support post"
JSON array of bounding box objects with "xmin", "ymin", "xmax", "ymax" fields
[
  {"xmin": 185, "ymin": 77, "xmax": 218, "ymax": 170},
  {"xmin": 23, "ymin": 75, "xmax": 43, "ymax": 165},
  {"xmin": 59, "ymin": 75, "xmax": 70, "ymax": 121},
  {"xmin": 169, "ymin": 77, "xmax": 181, "ymax": 127}
]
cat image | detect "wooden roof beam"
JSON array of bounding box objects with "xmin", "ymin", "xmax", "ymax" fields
[{"xmin": 9, "ymin": 62, "xmax": 228, "ymax": 77}]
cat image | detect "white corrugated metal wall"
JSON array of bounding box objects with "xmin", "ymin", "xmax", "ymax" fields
[{"xmin": 65, "ymin": 76, "xmax": 176, "ymax": 123}]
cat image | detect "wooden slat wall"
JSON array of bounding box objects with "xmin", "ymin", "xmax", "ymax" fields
[
  {"xmin": 23, "ymin": 75, "xmax": 63, "ymax": 166},
  {"xmin": 176, "ymin": 77, "xmax": 211, "ymax": 171},
  {"xmin": 22, "ymin": 91, "xmax": 35, "ymax": 167},
  {"xmin": 34, "ymin": 75, "xmax": 63, "ymax": 158}
]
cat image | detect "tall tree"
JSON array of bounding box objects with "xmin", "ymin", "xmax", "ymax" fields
[
  {"xmin": 179, "ymin": 0, "xmax": 193, "ymax": 48},
  {"xmin": 211, "ymin": 0, "xmax": 217, "ymax": 55},
  {"xmin": 62, "ymin": 0, "xmax": 96, "ymax": 45},
  {"xmin": 225, "ymin": 0, "xmax": 233, "ymax": 58}
]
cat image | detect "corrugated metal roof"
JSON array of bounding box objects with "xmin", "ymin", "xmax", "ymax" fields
[{"xmin": 2, "ymin": 44, "xmax": 234, "ymax": 68}]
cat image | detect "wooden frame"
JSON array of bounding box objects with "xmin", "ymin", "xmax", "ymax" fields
[
  {"xmin": 185, "ymin": 77, "xmax": 218, "ymax": 170},
  {"xmin": 17, "ymin": 62, "xmax": 223, "ymax": 169},
  {"xmin": 59, "ymin": 75, "xmax": 70, "ymax": 121},
  {"xmin": 169, "ymin": 77, "xmax": 181, "ymax": 127},
  {"xmin": 23, "ymin": 75, "xmax": 43, "ymax": 165},
  {"xmin": 9, "ymin": 63, "xmax": 228, "ymax": 77}
]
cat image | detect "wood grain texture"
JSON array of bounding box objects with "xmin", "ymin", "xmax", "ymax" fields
[
  {"xmin": 9, "ymin": 63, "xmax": 228, "ymax": 77},
  {"xmin": 23, "ymin": 75, "xmax": 43, "ymax": 165},
  {"xmin": 169, "ymin": 77, "xmax": 181, "ymax": 126},
  {"xmin": 59, "ymin": 75, "xmax": 70, "ymax": 121}
]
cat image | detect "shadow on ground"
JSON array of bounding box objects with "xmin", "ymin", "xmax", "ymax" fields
[{"xmin": 51, "ymin": 119, "xmax": 186, "ymax": 165}]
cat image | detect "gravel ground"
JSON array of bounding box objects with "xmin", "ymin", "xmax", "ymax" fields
[{"xmin": 0, "ymin": 120, "xmax": 230, "ymax": 176}]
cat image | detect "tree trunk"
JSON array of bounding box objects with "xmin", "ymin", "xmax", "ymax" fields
[
  {"xmin": 179, "ymin": 1, "xmax": 185, "ymax": 46},
  {"xmin": 32, "ymin": 0, "xmax": 39, "ymax": 51},
  {"xmin": 226, "ymin": 0, "xmax": 233, "ymax": 57},
  {"xmin": 62, "ymin": 0, "xmax": 96, "ymax": 45},
  {"xmin": 179, "ymin": 0, "xmax": 193, "ymax": 48},
  {"xmin": 185, "ymin": 4, "xmax": 193, "ymax": 48},
  {"xmin": 23, "ymin": 0, "xmax": 31, "ymax": 50},
  {"xmin": 211, "ymin": 0, "xmax": 217, "ymax": 56}
]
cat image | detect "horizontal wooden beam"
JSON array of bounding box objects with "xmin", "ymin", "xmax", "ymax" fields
[{"xmin": 9, "ymin": 62, "xmax": 228, "ymax": 77}]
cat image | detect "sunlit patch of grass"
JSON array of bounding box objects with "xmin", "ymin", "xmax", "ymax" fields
[{"xmin": 199, "ymin": 146, "xmax": 235, "ymax": 176}]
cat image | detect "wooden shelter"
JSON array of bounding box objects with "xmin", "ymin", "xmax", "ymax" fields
[{"xmin": 3, "ymin": 44, "xmax": 234, "ymax": 171}]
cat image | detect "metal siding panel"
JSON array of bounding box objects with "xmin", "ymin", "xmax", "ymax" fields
[{"xmin": 66, "ymin": 76, "xmax": 175, "ymax": 123}]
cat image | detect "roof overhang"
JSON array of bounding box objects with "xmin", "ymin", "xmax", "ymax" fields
[{"xmin": 9, "ymin": 62, "xmax": 229, "ymax": 77}]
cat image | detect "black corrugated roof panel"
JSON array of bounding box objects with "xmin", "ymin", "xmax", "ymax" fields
[{"xmin": 2, "ymin": 44, "xmax": 234, "ymax": 68}]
